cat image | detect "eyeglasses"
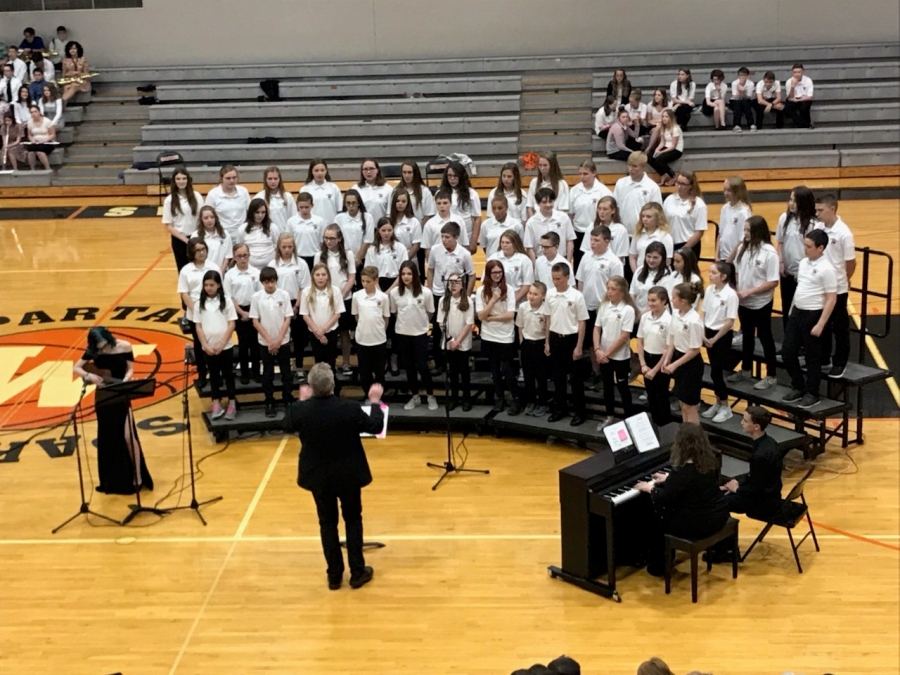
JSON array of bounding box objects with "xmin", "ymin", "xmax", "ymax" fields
[
  {"xmin": 323, "ymin": 236, "xmax": 338, "ymax": 241},
  {"xmin": 448, "ymin": 279, "xmax": 463, "ymax": 284},
  {"xmin": 490, "ymin": 270, "xmax": 504, "ymax": 276},
  {"xmin": 540, "ymin": 244, "xmax": 555, "ymax": 250}
]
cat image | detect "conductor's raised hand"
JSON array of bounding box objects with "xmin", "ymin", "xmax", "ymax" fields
[
  {"xmin": 298, "ymin": 384, "xmax": 313, "ymax": 401},
  {"xmin": 367, "ymin": 383, "xmax": 384, "ymax": 404}
]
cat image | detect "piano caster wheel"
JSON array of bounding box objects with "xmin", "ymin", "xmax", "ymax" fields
[{"xmin": 548, "ymin": 568, "xmax": 557, "ymax": 578}]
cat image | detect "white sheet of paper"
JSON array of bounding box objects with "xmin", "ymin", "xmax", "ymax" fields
[
  {"xmin": 603, "ymin": 420, "xmax": 633, "ymax": 452},
  {"xmin": 360, "ymin": 404, "xmax": 389, "ymax": 438},
  {"xmin": 625, "ymin": 412, "xmax": 659, "ymax": 453}
]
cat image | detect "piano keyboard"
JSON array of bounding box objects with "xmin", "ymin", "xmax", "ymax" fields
[{"xmin": 605, "ymin": 468, "xmax": 671, "ymax": 506}]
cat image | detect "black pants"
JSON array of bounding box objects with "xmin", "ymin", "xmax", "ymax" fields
[
  {"xmin": 300, "ymin": 255, "xmax": 315, "ymax": 271},
  {"xmin": 706, "ymin": 327, "xmax": 733, "ymax": 401},
  {"xmin": 648, "ymin": 149, "xmax": 683, "ymax": 179},
  {"xmin": 189, "ymin": 321, "xmax": 208, "ymax": 382},
  {"xmin": 673, "ymin": 103, "xmax": 693, "ymax": 129},
  {"xmin": 396, "ymin": 333, "xmax": 433, "ymax": 395},
  {"xmin": 170, "ymin": 235, "xmax": 189, "ymax": 272},
  {"xmin": 783, "ymin": 308, "xmax": 824, "ymax": 395},
  {"xmin": 729, "ymin": 98, "xmax": 754, "ymax": 127},
  {"xmin": 549, "ymin": 332, "xmax": 585, "ymax": 416},
  {"xmin": 643, "ymin": 352, "xmax": 671, "ymax": 426},
  {"xmin": 311, "ymin": 485, "xmax": 365, "ymax": 580},
  {"xmin": 754, "ymin": 100, "xmax": 784, "ymax": 129},
  {"xmin": 446, "ymin": 349, "xmax": 471, "ymax": 402},
  {"xmin": 235, "ymin": 308, "xmax": 260, "ymax": 379},
  {"xmin": 290, "ymin": 301, "xmax": 309, "ymax": 371},
  {"xmin": 521, "ymin": 338, "xmax": 548, "ymax": 405},
  {"xmin": 261, "ymin": 342, "xmax": 293, "ymax": 403},
  {"xmin": 357, "ymin": 342, "xmax": 386, "ymax": 397},
  {"xmin": 785, "ymin": 100, "xmax": 813, "ymax": 128},
  {"xmin": 484, "ymin": 340, "xmax": 520, "ymax": 402},
  {"xmin": 431, "ymin": 296, "xmax": 444, "ymax": 369},
  {"xmin": 310, "ymin": 330, "xmax": 339, "ymax": 369},
  {"xmin": 573, "ymin": 231, "xmax": 586, "ymax": 276},
  {"xmin": 779, "ymin": 274, "xmax": 797, "ymax": 330},
  {"xmin": 738, "ymin": 302, "xmax": 777, "ymax": 374},
  {"xmin": 207, "ymin": 346, "xmax": 236, "ymax": 401},
  {"xmin": 823, "ymin": 292, "xmax": 850, "ymax": 368},
  {"xmin": 601, "ymin": 357, "xmax": 633, "ymax": 418}
]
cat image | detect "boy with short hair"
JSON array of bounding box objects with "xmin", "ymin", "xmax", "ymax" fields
[
  {"xmin": 420, "ymin": 190, "xmax": 468, "ymax": 257},
  {"xmin": 524, "ymin": 186, "xmax": 576, "ymax": 262},
  {"xmin": 730, "ymin": 66, "xmax": 756, "ymax": 131},
  {"xmin": 426, "ymin": 221, "xmax": 475, "ymax": 371},
  {"xmin": 352, "ymin": 266, "xmax": 391, "ymax": 398},
  {"xmin": 613, "ymin": 151, "xmax": 662, "ymax": 235},
  {"xmin": 785, "ymin": 63, "xmax": 814, "ymax": 129},
  {"xmin": 534, "ymin": 232, "xmax": 574, "ymax": 288},
  {"xmin": 754, "ymin": 70, "xmax": 785, "ymax": 129},
  {"xmin": 516, "ymin": 281, "xmax": 550, "ymax": 416},
  {"xmin": 250, "ymin": 266, "xmax": 294, "ymax": 417},
  {"xmin": 288, "ymin": 191, "xmax": 326, "ymax": 268}
]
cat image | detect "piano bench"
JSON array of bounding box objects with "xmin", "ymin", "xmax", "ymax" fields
[{"xmin": 664, "ymin": 517, "xmax": 739, "ymax": 603}]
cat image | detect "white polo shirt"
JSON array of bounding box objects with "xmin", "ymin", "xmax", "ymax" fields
[
  {"xmin": 756, "ymin": 80, "xmax": 781, "ymax": 100},
  {"xmin": 204, "ymin": 185, "xmax": 250, "ymax": 237},
  {"xmin": 786, "ymin": 76, "xmax": 814, "ymax": 99},
  {"xmin": 475, "ymin": 292, "xmax": 516, "ymax": 343},
  {"xmin": 190, "ymin": 230, "xmax": 233, "ymax": 270},
  {"xmin": 569, "ymin": 179, "xmax": 613, "ymax": 233},
  {"xmin": 669, "ymin": 308, "xmax": 704, "ymax": 353},
  {"xmin": 630, "ymin": 230, "xmax": 675, "ymax": 265},
  {"xmin": 638, "ymin": 309, "xmax": 672, "ymax": 355},
  {"xmin": 576, "ymin": 250, "xmax": 624, "ymax": 310},
  {"xmin": 596, "ymin": 301, "xmax": 635, "ymax": 361},
  {"xmin": 365, "ymin": 241, "xmax": 408, "ymax": 279},
  {"xmin": 393, "ymin": 216, "xmax": 423, "ymax": 252},
  {"xmin": 450, "ymin": 187, "xmax": 482, "ymax": 243},
  {"xmin": 524, "ymin": 210, "xmax": 576, "ymax": 256},
  {"xmin": 630, "ymin": 266, "xmax": 669, "ymax": 313},
  {"xmin": 670, "ymin": 80, "xmax": 697, "ymax": 105},
  {"xmin": 487, "ymin": 251, "xmax": 534, "ymax": 298},
  {"xmin": 287, "ymin": 213, "xmax": 326, "ymax": 257},
  {"xmin": 406, "ymin": 187, "xmax": 436, "ymax": 222},
  {"xmin": 195, "ymin": 299, "xmax": 238, "ymax": 350},
  {"xmin": 420, "ymin": 214, "xmax": 469, "ymax": 250},
  {"xmin": 313, "ymin": 249, "xmax": 354, "ymax": 300},
  {"xmin": 543, "ymin": 286, "xmax": 589, "ymax": 335},
  {"xmin": 594, "ymin": 107, "xmax": 617, "ymax": 135},
  {"xmin": 717, "ymin": 202, "xmax": 753, "ymax": 261},
  {"xmin": 334, "ymin": 212, "xmax": 374, "ymax": 258},
  {"xmin": 177, "ymin": 260, "xmax": 220, "ymax": 321},
  {"xmin": 299, "ymin": 286, "xmax": 345, "ymax": 332},
  {"xmin": 702, "ymin": 285, "xmax": 739, "ymax": 331},
  {"xmin": 351, "ymin": 289, "xmax": 390, "ymax": 346},
  {"xmin": 705, "ymin": 81, "xmax": 728, "ymax": 102},
  {"xmin": 270, "ymin": 256, "xmax": 311, "ymax": 301},
  {"xmin": 249, "ymin": 287, "xmax": 293, "ymax": 346},
  {"xmin": 527, "ymin": 178, "xmax": 570, "ymax": 212},
  {"xmin": 516, "ymin": 302, "xmax": 548, "ymax": 341},
  {"xmin": 775, "ymin": 213, "xmax": 818, "ymax": 276},
  {"xmin": 224, "ymin": 265, "xmax": 261, "ymax": 307},
  {"xmin": 625, "ymin": 101, "xmax": 648, "ymax": 122},
  {"xmin": 357, "ymin": 183, "xmax": 394, "ymax": 222},
  {"xmin": 162, "ymin": 192, "xmax": 203, "ymax": 236},
  {"xmin": 437, "ymin": 296, "xmax": 475, "ymax": 351},
  {"xmin": 583, "ymin": 222, "xmax": 630, "ymax": 259},
  {"xmin": 815, "ymin": 218, "xmax": 856, "ymax": 294},
  {"xmin": 428, "ymin": 244, "xmax": 475, "ymax": 297},
  {"xmin": 237, "ymin": 225, "xmax": 279, "ymax": 270},
  {"xmin": 299, "ymin": 181, "xmax": 342, "ymax": 225},
  {"xmin": 390, "ymin": 286, "xmax": 434, "ymax": 336},
  {"xmin": 734, "ymin": 242, "xmax": 779, "ymax": 310},
  {"xmin": 254, "ymin": 190, "xmax": 297, "ymax": 231},
  {"xmin": 535, "ymin": 254, "xmax": 575, "ymax": 288},
  {"xmin": 614, "ymin": 174, "xmax": 662, "ymax": 235},
  {"xmin": 479, "ymin": 216, "xmax": 523, "ymax": 258},
  {"xmin": 663, "ymin": 194, "xmax": 708, "ymax": 245},
  {"xmin": 731, "ymin": 78, "xmax": 755, "ymax": 100},
  {"xmin": 794, "ymin": 256, "xmax": 837, "ymax": 311},
  {"xmin": 487, "ymin": 187, "xmax": 529, "ymax": 223},
  {"xmin": 661, "ymin": 271, "xmax": 702, "ymax": 311}
]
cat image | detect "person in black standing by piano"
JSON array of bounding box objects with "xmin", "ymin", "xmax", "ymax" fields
[
  {"xmin": 72, "ymin": 326, "xmax": 153, "ymax": 495},
  {"xmin": 635, "ymin": 423, "xmax": 728, "ymax": 577},
  {"xmin": 283, "ymin": 362, "xmax": 385, "ymax": 591},
  {"xmin": 722, "ymin": 406, "xmax": 783, "ymax": 518}
]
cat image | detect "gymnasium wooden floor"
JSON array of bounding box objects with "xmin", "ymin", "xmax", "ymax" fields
[{"xmin": 0, "ymin": 195, "xmax": 898, "ymax": 675}]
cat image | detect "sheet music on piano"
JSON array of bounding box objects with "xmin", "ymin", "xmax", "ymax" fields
[{"xmin": 602, "ymin": 413, "xmax": 660, "ymax": 453}]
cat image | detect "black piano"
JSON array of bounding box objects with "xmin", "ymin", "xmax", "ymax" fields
[{"xmin": 548, "ymin": 423, "xmax": 679, "ymax": 602}]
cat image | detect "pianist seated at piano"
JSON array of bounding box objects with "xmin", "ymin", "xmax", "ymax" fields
[
  {"xmin": 635, "ymin": 423, "xmax": 728, "ymax": 577},
  {"xmin": 72, "ymin": 327, "xmax": 154, "ymax": 495}
]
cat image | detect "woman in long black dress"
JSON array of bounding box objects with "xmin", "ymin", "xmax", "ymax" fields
[{"xmin": 72, "ymin": 327, "xmax": 153, "ymax": 495}]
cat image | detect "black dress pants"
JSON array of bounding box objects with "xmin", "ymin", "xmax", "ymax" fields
[{"xmin": 311, "ymin": 485, "xmax": 365, "ymax": 580}]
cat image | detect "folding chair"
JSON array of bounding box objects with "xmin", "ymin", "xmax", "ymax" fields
[
  {"xmin": 741, "ymin": 466, "xmax": 820, "ymax": 572},
  {"xmin": 156, "ymin": 150, "xmax": 185, "ymax": 205}
]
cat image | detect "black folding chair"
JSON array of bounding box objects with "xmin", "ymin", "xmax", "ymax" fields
[
  {"xmin": 741, "ymin": 467, "xmax": 820, "ymax": 572},
  {"xmin": 156, "ymin": 151, "xmax": 185, "ymax": 205}
]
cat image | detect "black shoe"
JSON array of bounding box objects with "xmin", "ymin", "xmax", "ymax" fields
[
  {"xmin": 702, "ymin": 550, "xmax": 733, "ymax": 565},
  {"xmin": 195, "ymin": 378, "xmax": 208, "ymax": 390},
  {"xmin": 461, "ymin": 400, "xmax": 472, "ymax": 412},
  {"xmin": 429, "ymin": 366, "xmax": 445, "ymax": 377},
  {"xmin": 240, "ymin": 374, "xmax": 250, "ymax": 385},
  {"xmin": 136, "ymin": 84, "xmax": 157, "ymax": 93},
  {"xmin": 569, "ymin": 415, "xmax": 585, "ymax": 427},
  {"xmin": 265, "ymin": 403, "xmax": 276, "ymax": 418},
  {"xmin": 798, "ymin": 393, "xmax": 819, "ymax": 409},
  {"xmin": 447, "ymin": 399, "xmax": 458, "ymax": 411},
  {"xmin": 492, "ymin": 399, "xmax": 506, "ymax": 413},
  {"xmin": 646, "ymin": 564, "xmax": 665, "ymax": 578},
  {"xmin": 508, "ymin": 401, "xmax": 522, "ymax": 417},
  {"xmin": 828, "ymin": 364, "xmax": 847, "ymax": 379},
  {"xmin": 782, "ymin": 389, "xmax": 804, "ymax": 403},
  {"xmin": 547, "ymin": 411, "xmax": 568, "ymax": 423},
  {"xmin": 328, "ymin": 576, "xmax": 342, "ymax": 591},
  {"xmin": 349, "ymin": 566, "xmax": 373, "ymax": 589}
]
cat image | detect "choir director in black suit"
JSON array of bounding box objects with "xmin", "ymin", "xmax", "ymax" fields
[{"xmin": 283, "ymin": 362, "xmax": 385, "ymax": 590}]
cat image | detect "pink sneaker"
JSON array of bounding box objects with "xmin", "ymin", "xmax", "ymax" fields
[
  {"xmin": 210, "ymin": 402, "xmax": 225, "ymax": 419},
  {"xmin": 224, "ymin": 402, "xmax": 237, "ymax": 420}
]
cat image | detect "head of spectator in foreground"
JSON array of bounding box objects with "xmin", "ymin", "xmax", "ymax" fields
[
  {"xmin": 307, "ymin": 362, "xmax": 335, "ymax": 397},
  {"xmin": 547, "ymin": 654, "xmax": 581, "ymax": 675},
  {"xmin": 637, "ymin": 657, "xmax": 675, "ymax": 675},
  {"xmin": 626, "ymin": 151, "xmax": 648, "ymax": 180}
]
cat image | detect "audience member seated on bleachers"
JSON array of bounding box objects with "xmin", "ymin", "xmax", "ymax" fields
[
  {"xmin": 18, "ymin": 27, "xmax": 45, "ymax": 57},
  {"xmin": 547, "ymin": 655, "xmax": 581, "ymax": 675},
  {"xmin": 6, "ymin": 45, "xmax": 27, "ymax": 83},
  {"xmin": 0, "ymin": 63, "xmax": 22, "ymax": 117},
  {"xmin": 1, "ymin": 111, "xmax": 26, "ymax": 170},
  {"xmin": 730, "ymin": 67, "xmax": 756, "ymax": 131},
  {"xmin": 607, "ymin": 108, "xmax": 643, "ymax": 162},
  {"xmin": 29, "ymin": 51, "xmax": 54, "ymax": 82},
  {"xmin": 48, "ymin": 26, "xmax": 68, "ymax": 73},
  {"xmin": 637, "ymin": 657, "xmax": 676, "ymax": 675},
  {"xmin": 626, "ymin": 88, "xmax": 649, "ymax": 135},
  {"xmin": 607, "ymin": 68, "xmax": 632, "ymax": 105},
  {"xmin": 38, "ymin": 82, "xmax": 63, "ymax": 130},
  {"xmin": 669, "ymin": 68, "xmax": 696, "ymax": 130},
  {"xmin": 702, "ymin": 69, "xmax": 729, "ymax": 131},
  {"xmin": 785, "ymin": 63, "xmax": 814, "ymax": 129},
  {"xmin": 25, "ymin": 102, "xmax": 56, "ymax": 170},
  {"xmin": 593, "ymin": 95, "xmax": 618, "ymax": 139},
  {"xmin": 60, "ymin": 41, "xmax": 90, "ymax": 104},
  {"xmin": 647, "ymin": 109, "xmax": 683, "ymax": 185},
  {"xmin": 13, "ymin": 85, "xmax": 32, "ymax": 125},
  {"xmin": 755, "ymin": 70, "xmax": 785, "ymax": 129},
  {"xmin": 644, "ymin": 88, "xmax": 671, "ymax": 154},
  {"xmin": 27, "ymin": 67, "xmax": 48, "ymax": 102}
]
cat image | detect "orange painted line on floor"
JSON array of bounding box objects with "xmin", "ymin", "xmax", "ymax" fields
[
  {"xmin": 92, "ymin": 249, "xmax": 168, "ymax": 326},
  {"xmin": 66, "ymin": 206, "xmax": 88, "ymax": 220},
  {"xmin": 812, "ymin": 520, "xmax": 900, "ymax": 552}
]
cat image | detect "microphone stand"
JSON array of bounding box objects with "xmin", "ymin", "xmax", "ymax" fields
[{"xmin": 52, "ymin": 379, "xmax": 122, "ymax": 533}]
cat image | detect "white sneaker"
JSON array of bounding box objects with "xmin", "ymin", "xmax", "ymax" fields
[
  {"xmin": 733, "ymin": 125, "xmax": 742, "ymax": 132},
  {"xmin": 750, "ymin": 124, "xmax": 758, "ymax": 131},
  {"xmin": 639, "ymin": 393, "xmax": 648, "ymax": 401},
  {"xmin": 701, "ymin": 403, "xmax": 720, "ymax": 419},
  {"xmin": 427, "ymin": 395, "xmax": 439, "ymax": 411},
  {"xmin": 596, "ymin": 416, "xmax": 615, "ymax": 432},
  {"xmin": 753, "ymin": 376, "xmax": 778, "ymax": 390},
  {"xmin": 712, "ymin": 407, "xmax": 734, "ymax": 424},
  {"xmin": 404, "ymin": 396, "xmax": 419, "ymax": 411},
  {"xmin": 732, "ymin": 331, "xmax": 743, "ymax": 347}
]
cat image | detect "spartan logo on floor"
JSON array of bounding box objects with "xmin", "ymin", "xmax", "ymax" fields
[{"xmin": 0, "ymin": 327, "xmax": 188, "ymax": 431}]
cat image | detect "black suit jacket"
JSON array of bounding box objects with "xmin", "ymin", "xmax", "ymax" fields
[
  {"xmin": 737, "ymin": 433, "xmax": 783, "ymax": 517},
  {"xmin": 283, "ymin": 395, "xmax": 385, "ymax": 493}
]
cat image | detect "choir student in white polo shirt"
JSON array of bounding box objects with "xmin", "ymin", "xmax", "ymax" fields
[
  {"xmin": 702, "ymin": 69, "xmax": 729, "ymax": 131},
  {"xmin": 269, "ymin": 232, "xmax": 312, "ymax": 379},
  {"xmin": 755, "ymin": 71, "xmax": 785, "ymax": 130},
  {"xmin": 314, "ymin": 224, "xmax": 356, "ymax": 376},
  {"xmin": 526, "ymin": 151, "xmax": 570, "ymax": 218},
  {"xmin": 637, "ymin": 286, "xmax": 673, "ymax": 426},
  {"xmin": 488, "ymin": 162, "xmax": 529, "ymax": 223},
  {"xmin": 352, "ymin": 266, "xmax": 391, "ymax": 399},
  {"xmin": 224, "ymin": 243, "xmax": 261, "ymax": 384},
  {"xmin": 204, "ymin": 165, "xmax": 250, "ymax": 239},
  {"xmin": 662, "ymin": 247, "xmax": 703, "ymax": 312},
  {"xmin": 662, "ymin": 283, "xmax": 704, "ymax": 424},
  {"xmin": 579, "ymin": 196, "xmax": 630, "ymax": 276},
  {"xmin": 438, "ymin": 272, "xmax": 475, "ymax": 411},
  {"xmin": 236, "ymin": 198, "xmax": 280, "ymax": 271},
  {"xmin": 629, "ymin": 202, "xmax": 674, "ymax": 273},
  {"xmin": 664, "ymin": 170, "xmax": 707, "ymax": 258},
  {"xmin": 785, "ymin": 63, "xmax": 814, "ymax": 129},
  {"xmin": 782, "ymin": 230, "xmax": 837, "ymax": 407},
  {"xmin": 365, "ymin": 217, "xmax": 409, "ymax": 292},
  {"xmin": 630, "ymin": 241, "xmax": 670, "ymax": 315},
  {"xmin": 730, "ymin": 67, "xmax": 756, "ymax": 131},
  {"xmin": 479, "ymin": 194, "xmax": 524, "ymax": 259},
  {"xmin": 516, "ymin": 281, "xmax": 550, "ymax": 416},
  {"xmin": 534, "ymin": 232, "xmax": 575, "ymax": 289},
  {"xmin": 593, "ymin": 275, "xmax": 638, "ymax": 431},
  {"xmin": 543, "ymin": 262, "xmax": 589, "ymax": 426},
  {"xmin": 194, "ymin": 270, "xmax": 238, "ymax": 421},
  {"xmin": 614, "ymin": 151, "xmax": 662, "ymax": 235},
  {"xmin": 477, "ymin": 260, "xmax": 522, "ymax": 415},
  {"xmin": 300, "ymin": 264, "xmax": 346, "ymax": 378},
  {"xmin": 391, "ymin": 261, "xmax": 438, "ymax": 411},
  {"xmin": 299, "ymin": 158, "xmax": 342, "ymax": 226},
  {"xmin": 250, "ymin": 266, "xmax": 294, "ymax": 417},
  {"xmin": 287, "ymin": 192, "xmax": 326, "ymax": 270},
  {"xmin": 669, "ymin": 68, "xmax": 696, "ymax": 130},
  {"xmin": 335, "ymin": 189, "xmax": 375, "ymax": 268},
  {"xmin": 440, "ymin": 160, "xmax": 482, "ymax": 254},
  {"xmin": 569, "ymin": 160, "xmax": 613, "ymax": 272},
  {"xmin": 255, "ymin": 166, "xmax": 297, "ymax": 232},
  {"xmin": 420, "ymin": 191, "xmax": 469, "ymax": 261},
  {"xmin": 162, "ymin": 168, "xmax": 203, "ymax": 272},
  {"xmin": 356, "ymin": 158, "xmax": 394, "ymax": 223},
  {"xmin": 700, "ymin": 262, "xmax": 739, "ymax": 424},
  {"xmin": 487, "ymin": 229, "xmax": 533, "ymax": 304},
  {"xmin": 398, "ymin": 160, "xmax": 435, "ymax": 227},
  {"xmin": 178, "ymin": 238, "xmax": 220, "ymax": 388},
  {"xmin": 815, "ymin": 194, "xmax": 856, "ymax": 378},
  {"xmin": 389, "ymin": 187, "xmax": 423, "ymax": 271},
  {"xmin": 718, "ymin": 176, "xmax": 752, "ymax": 261},
  {"xmin": 727, "ymin": 216, "xmax": 780, "ymax": 390},
  {"xmin": 525, "ymin": 187, "xmax": 577, "ymax": 263},
  {"xmin": 775, "ymin": 186, "xmax": 818, "ymax": 329},
  {"xmin": 192, "ymin": 206, "xmax": 233, "ymax": 273},
  {"xmin": 577, "ymin": 225, "xmax": 624, "ymax": 381}
]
